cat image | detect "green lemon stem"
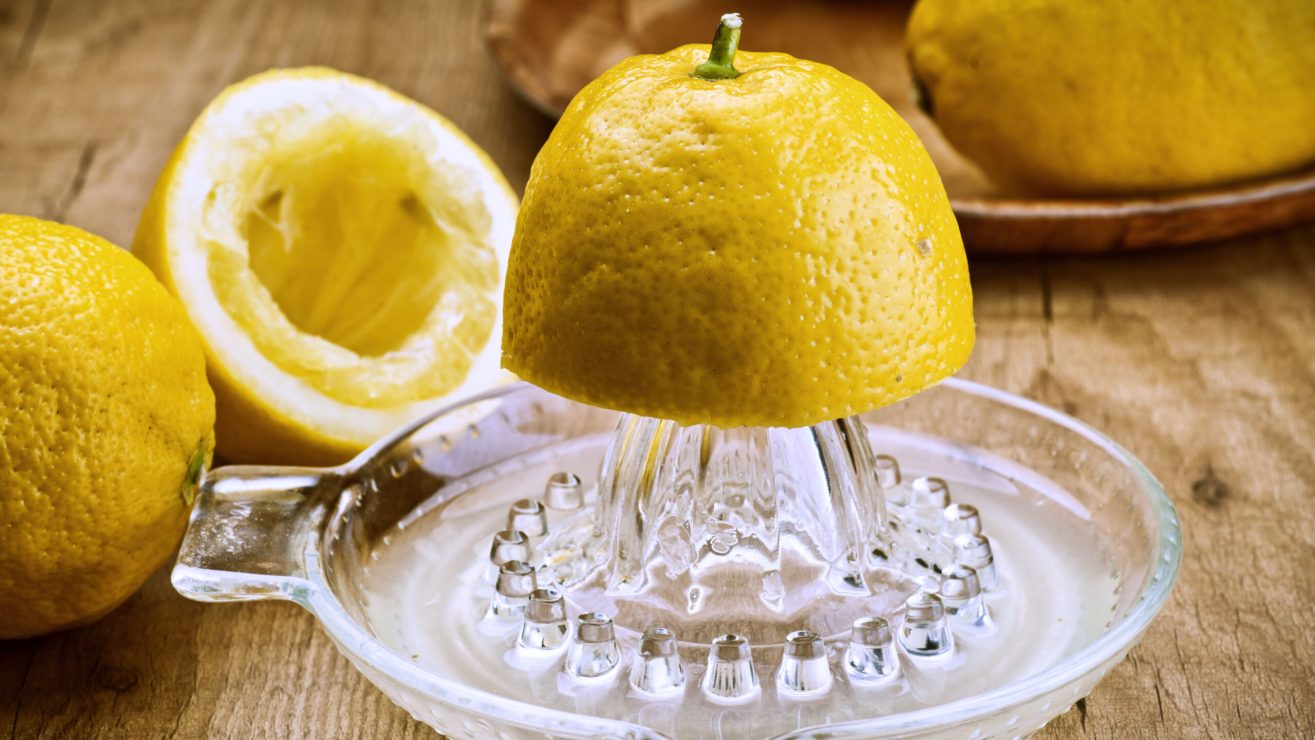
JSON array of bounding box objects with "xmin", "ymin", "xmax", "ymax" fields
[
  {"xmin": 180, "ymin": 440, "xmax": 208, "ymax": 507},
  {"xmin": 692, "ymin": 13, "xmax": 743, "ymax": 80}
]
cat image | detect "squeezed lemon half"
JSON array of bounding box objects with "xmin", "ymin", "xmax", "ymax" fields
[{"xmin": 136, "ymin": 68, "xmax": 518, "ymax": 464}]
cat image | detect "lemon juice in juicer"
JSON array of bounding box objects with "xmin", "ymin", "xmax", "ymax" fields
[{"xmin": 174, "ymin": 15, "xmax": 1181, "ymax": 738}]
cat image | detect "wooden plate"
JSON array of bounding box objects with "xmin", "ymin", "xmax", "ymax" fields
[{"xmin": 482, "ymin": 0, "xmax": 1315, "ymax": 254}]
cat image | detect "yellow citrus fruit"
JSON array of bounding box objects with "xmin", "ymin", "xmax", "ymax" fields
[
  {"xmin": 0, "ymin": 214, "xmax": 215, "ymax": 639},
  {"xmin": 503, "ymin": 22, "xmax": 973, "ymax": 428},
  {"xmin": 907, "ymin": 0, "xmax": 1315, "ymax": 194},
  {"xmin": 134, "ymin": 68, "xmax": 518, "ymax": 465}
]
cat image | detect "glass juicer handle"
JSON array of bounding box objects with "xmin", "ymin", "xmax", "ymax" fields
[{"xmin": 172, "ymin": 465, "xmax": 338, "ymax": 603}]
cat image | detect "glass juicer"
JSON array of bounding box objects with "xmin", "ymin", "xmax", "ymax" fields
[{"xmin": 174, "ymin": 377, "xmax": 1180, "ymax": 738}]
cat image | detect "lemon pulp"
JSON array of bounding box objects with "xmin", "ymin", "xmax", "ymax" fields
[
  {"xmin": 242, "ymin": 124, "xmax": 496, "ymax": 360},
  {"xmin": 208, "ymin": 118, "xmax": 499, "ymax": 407},
  {"xmin": 136, "ymin": 68, "xmax": 517, "ymax": 463}
]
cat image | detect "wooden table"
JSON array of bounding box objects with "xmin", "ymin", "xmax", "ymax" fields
[{"xmin": 2, "ymin": 0, "xmax": 1313, "ymax": 737}]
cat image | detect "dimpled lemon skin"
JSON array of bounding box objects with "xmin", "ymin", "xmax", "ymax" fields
[
  {"xmin": 503, "ymin": 46, "xmax": 973, "ymax": 429},
  {"xmin": 0, "ymin": 215, "xmax": 215, "ymax": 639},
  {"xmin": 907, "ymin": 0, "xmax": 1315, "ymax": 195}
]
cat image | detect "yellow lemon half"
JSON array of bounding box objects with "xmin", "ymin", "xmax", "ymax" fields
[
  {"xmin": 503, "ymin": 39, "xmax": 973, "ymax": 429},
  {"xmin": 136, "ymin": 68, "xmax": 518, "ymax": 465}
]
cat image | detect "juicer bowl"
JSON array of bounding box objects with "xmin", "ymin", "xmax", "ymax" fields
[{"xmin": 173, "ymin": 379, "xmax": 1181, "ymax": 738}]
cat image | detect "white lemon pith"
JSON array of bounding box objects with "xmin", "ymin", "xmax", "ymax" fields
[{"xmin": 136, "ymin": 68, "xmax": 517, "ymax": 464}]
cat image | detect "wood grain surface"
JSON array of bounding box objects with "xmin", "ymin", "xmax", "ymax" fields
[{"xmin": 2, "ymin": 0, "xmax": 1313, "ymax": 738}]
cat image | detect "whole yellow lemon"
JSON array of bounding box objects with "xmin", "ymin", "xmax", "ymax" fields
[
  {"xmin": 0, "ymin": 215, "xmax": 215, "ymax": 638},
  {"xmin": 907, "ymin": 0, "xmax": 1315, "ymax": 194},
  {"xmin": 503, "ymin": 16, "xmax": 974, "ymax": 428}
]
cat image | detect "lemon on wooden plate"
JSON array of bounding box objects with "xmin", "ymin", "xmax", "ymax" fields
[
  {"xmin": 0, "ymin": 214, "xmax": 215, "ymax": 639},
  {"xmin": 503, "ymin": 16, "xmax": 973, "ymax": 428},
  {"xmin": 906, "ymin": 0, "xmax": 1315, "ymax": 194},
  {"xmin": 135, "ymin": 68, "xmax": 518, "ymax": 465}
]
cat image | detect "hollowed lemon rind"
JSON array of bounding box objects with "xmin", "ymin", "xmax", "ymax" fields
[{"xmin": 135, "ymin": 68, "xmax": 518, "ymax": 464}]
